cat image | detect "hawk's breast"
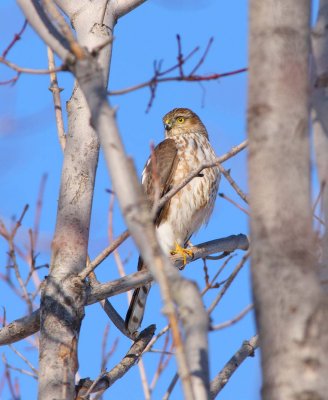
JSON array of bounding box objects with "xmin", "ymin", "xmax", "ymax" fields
[{"xmin": 156, "ymin": 133, "xmax": 219, "ymax": 253}]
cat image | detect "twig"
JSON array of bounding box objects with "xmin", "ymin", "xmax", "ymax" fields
[
  {"xmin": 150, "ymin": 332, "xmax": 173, "ymax": 392},
  {"xmin": 0, "ymin": 56, "xmax": 65, "ymax": 75},
  {"xmin": 201, "ymin": 255, "xmax": 234, "ymax": 296},
  {"xmin": 144, "ymin": 325, "xmax": 170, "ymax": 354},
  {"xmin": 109, "ymin": 64, "xmax": 245, "ymax": 96},
  {"xmin": 79, "ymin": 230, "xmax": 130, "ymax": 280},
  {"xmin": 76, "ymin": 325, "xmax": 156, "ymax": 397},
  {"xmin": 211, "ymin": 304, "xmax": 253, "ymax": 330},
  {"xmin": 2, "ymin": 19, "xmax": 28, "ymax": 59},
  {"xmin": 0, "ymin": 75, "xmax": 20, "ymax": 86},
  {"xmin": 1, "ymin": 205, "xmax": 34, "ymax": 312},
  {"xmin": 189, "ymin": 37, "xmax": 214, "ymax": 76},
  {"xmin": 218, "ymin": 193, "xmax": 249, "ymax": 215},
  {"xmin": 210, "ymin": 335, "xmax": 259, "ymax": 399},
  {"xmin": 218, "ymin": 164, "xmax": 248, "ymax": 204},
  {"xmin": 162, "ymin": 373, "xmax": 179, "ymax": 400},
  {"xmin": 207, "ymin": 252, "xmax": 249, "ymax": 314},
  {"xmin": 2, "ymin": 354, "xmax": 20, "ymax": 399},
  {"xmin": 47, "ymin": 47, "xmax": 66, "ymax": 150},
  {"xmin": 9, "ymin": 344, "xmax": 38, "ymax": 375},
  {"xmin": 88, "ymin": 269, "xmax": 132, "ymax": 339},
  {"xmin": 107, "ymin": 35, "xmax": 246, "ymax": 110},
  {"xmin": 176, "ymin": 34, "xmax": 184, "ymax": 77},
  {"xmin": 11, "ymin": 204, "xmax": 29, "ymax": 239},
  {"xmin": 34, "ymin": 174, "xmax": 48, "ymax": 240},
  {"xmin": 202, "ymin": 258, "xmax": 210, "ymax": 287}
]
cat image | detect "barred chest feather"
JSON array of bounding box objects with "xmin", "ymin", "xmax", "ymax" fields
[{"xmin": 153, "ymin": 133, "xmax": 219, "ymax": 253}]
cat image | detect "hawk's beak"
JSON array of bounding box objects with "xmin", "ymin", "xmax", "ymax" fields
[{"xmin": 164, "ymin": 119, "xmax": 172, "ymax": 131}]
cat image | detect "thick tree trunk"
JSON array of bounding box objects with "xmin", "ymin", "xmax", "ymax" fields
[
  {"xmin": 248, "ymin": 1, "xmax": 328, "ymax": 399},
  {"xmin": 37, "ymin": 3, "xmax": 113, "ymax": 398}
]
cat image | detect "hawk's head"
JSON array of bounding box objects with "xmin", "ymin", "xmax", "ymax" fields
[{"xmin": 162, "ymin": 108, "xmax": 208, "ymax": 139}]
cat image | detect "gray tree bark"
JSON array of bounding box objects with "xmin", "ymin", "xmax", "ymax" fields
[{"xmin": 248, "ymin": 1, "xmax": 328, "ymax": 399}]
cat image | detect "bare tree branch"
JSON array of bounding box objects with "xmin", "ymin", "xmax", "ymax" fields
[
  {"xmin": 207, "ymin": 252, "xmax": 249, "ymax": 314},
  {"xmin": 76, "ymin": 324, "xmax": 155, "ymax": 398},
  {"xmin": 0, "ymin": 310, "xmax": 40, "ymax": 346},
  {"xmin": 80, "ymin": 230, "xmax": 129, "ymax": 280},
  {"xmin": 209, "ymin": 335, "xmax": 259, "ymax": 399},
  {"xmin": 211, "ymin": 304, "xmax": 253, "ymax": 331},
  {"xmin": 47, "ymin": 47, "xmax": 66, "ymax": 150},
  {"xmin": 217, "ymin": 164, "xmax": 248, "ymax": 204},
  {"xmin": 0, "ymin": 234, "xmax": 248, "ymax": 343}
]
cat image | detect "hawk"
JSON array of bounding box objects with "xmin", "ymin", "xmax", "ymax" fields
[{"xmin": 125, "ymin": 108, "xmax": 220, "ymax": 335}]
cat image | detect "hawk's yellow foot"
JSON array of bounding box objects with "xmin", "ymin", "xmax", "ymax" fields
[{"xmin": 171, "ymin": 243, "xmax": 194, "ymax": 266}]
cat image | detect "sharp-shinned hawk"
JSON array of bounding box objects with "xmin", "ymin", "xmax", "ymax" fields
[{"xmin": 125, "ymin": 108, "xmax": 220, "ymax": 335}]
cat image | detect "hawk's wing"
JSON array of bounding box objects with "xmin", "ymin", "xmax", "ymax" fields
[
  {"xmin": 125, "ymin": 139, "xmax": 178, "ymax": 335},
  {"xmin": 142, "ymin": 138, "xmax": 179, "ymax": 226}
]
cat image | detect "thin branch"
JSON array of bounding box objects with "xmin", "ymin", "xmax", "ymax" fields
[
  {"xmin": 79, "ymin": 230, "xmax": 129, "ymax": 280},
  {"xmin": 2, "ymin": 19, "xmax": 28, "ymax": 59},
  {"xmin": 88, "ymin": 268, "xmax": 132, "ymax": 339},
  {"xmin": 47, "ymin": 47, "xmax": 66, "ymax": 150},
  {"xmin": 162, "ymin": 373, "xmax": 179, "ymax": 400},
  {"xmin": 218, "ymin": 193, "xmax": 249, "ymax": 215},
  {"xmin": 189, "ymin": 37, "xmax": 214, "ymax": 76},
  {"xmin": 207, "ymin": 252, "xmax": 249, "ymax": 314},
  {"xmin": 0, "ymin": 56, "xmax": 66, "ymax": 75},
  {"xmin": 150, "ymin": 333, "xmax": 173, "ymax": 392},
  {"xmin": 176, "ymin": 34, "xmax": 184, "ymax": 77},
  {"xmin": 201, "ymin": 256, "xmax": 234, "ymax": 296},
  {"xmin": 0, "ymin": 234, "xmax": 249, "ymax": 345},
  {"xmin": 218, "ymin": 164, "xmax": 249, "ymax": 204},
  {"xmin": 211, "ymin": 304, "xmax": 253, "ymax": 330},
  {"xmin": 76, "ymin": 324, "xmax": 156, "ymax": 397},
  {"xmin": 9, "ymin": 344, "xmax": 38, "ymax": 375},
  {"xmin": 109, "ymin": 69, "xmax": 247, "ymax": 96},
  {"xmin": 210, "ymin": 335, "xmax": 259, "ymax": 399},
  {"xmin": 144, "ymin": 325, "xmax": 170, "ymax": 354}
]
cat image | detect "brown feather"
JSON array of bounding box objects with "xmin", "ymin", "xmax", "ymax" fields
[{"xmin": 142, "ymin": 138, "xmax": 179, "ymax": 225}]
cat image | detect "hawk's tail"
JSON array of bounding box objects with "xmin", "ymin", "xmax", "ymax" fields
[{"xmin": 125, "ymin": 258, "xmax": 151, "ymax": 335}]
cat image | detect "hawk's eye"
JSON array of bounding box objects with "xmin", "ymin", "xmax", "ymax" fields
[{"xmin": 176, "ymin": 117, "xmax": 185, "ymax": 123}]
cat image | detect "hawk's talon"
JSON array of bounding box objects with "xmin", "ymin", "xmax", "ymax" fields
[{"xmin": 171, "ymin": 243, "xmax": 194, "ymax": 267}]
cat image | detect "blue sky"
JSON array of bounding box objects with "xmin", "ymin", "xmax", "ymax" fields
[{"xmin": 1, "ymin": 0, "xmax": 307, "ymax": 398}]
